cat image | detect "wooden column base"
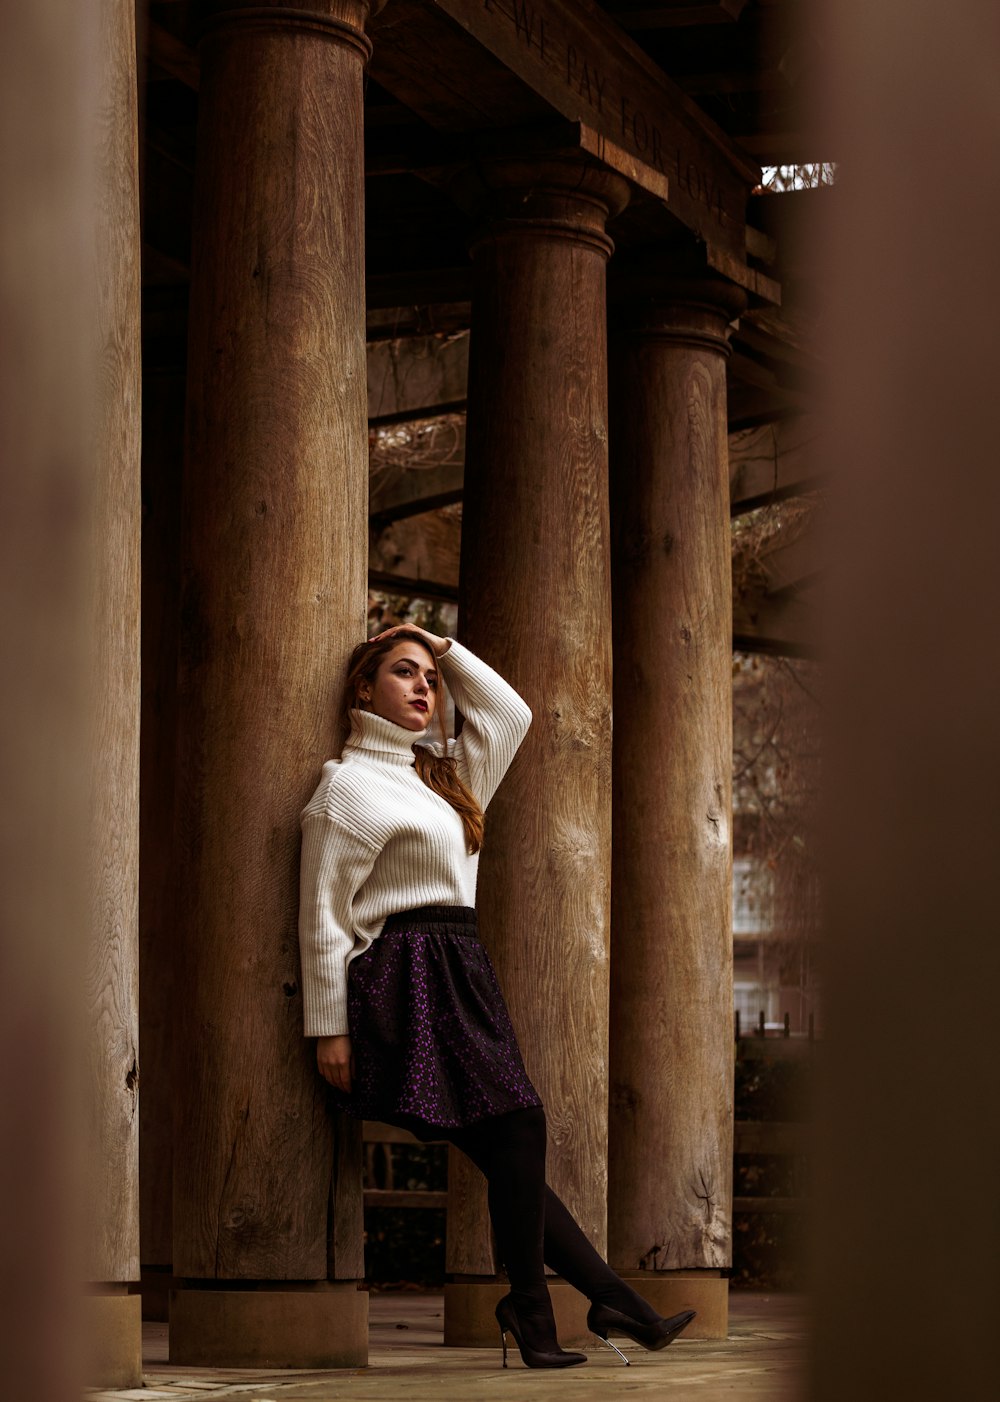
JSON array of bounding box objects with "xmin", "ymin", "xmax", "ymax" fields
[
  {"xmin": 615, "ymin": 1271, "xmax": 729, "ymax": 1339},
  {"xmin": 444, "ymin": 1280, "xmax": 592, "ymax": 1347},
  {"xmin": 83, "ymin": 1288, "xmax": 142, "ymax": 1389},
  {"xmin": 169, "ymin": 1283, "xmax": 367, "ymax": 1368},
  {"xmin": 445, "ymin": 1272, "xmax": 727, "ymax": 1346}
]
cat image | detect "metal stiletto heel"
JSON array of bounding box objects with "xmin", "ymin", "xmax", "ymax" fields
[
  {"xmin": 499, "ymin": 1322, "xmax": 508, "ymax": 1369},
  {"xmin": 593, "ymin": 1331, "xmax": 631, "ymax": 1365}
]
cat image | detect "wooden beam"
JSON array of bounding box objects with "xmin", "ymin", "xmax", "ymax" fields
[
  {"xmin": 735, "ymin": 321, "xmax": 819, "ymax": 377},
  {"xmin": 733, "ymin": 589, "xmax": 819, "ymax": 659},
  {"xmin": 758, "ymin": 532, "xmax": 821, "ymax": 596},
  {"xmin": 369, "ymin": 413, "xmax": 826, "ymax": 521},
  {"xmin": 369, "ymin": 461, "xmax": 465, "ymax": 524},
  {"xmin": 727, "ymin": 383, "xmax": 803, "ymax": 430},
  {"xmin": 367, "ymin": 302, "xmax": 472, "ymax": 341},
  {"xmin": 368, "ymin": 569, "xmax": 459, "ymax": 603},
  {"xmin": 745, "ymin": 224, "xmax": 777, "ymax": 264},
  {"xmin": 729, "ymin": 417, "xmax": 824, "ymax": 513},
  {"xmin": 367, "ymin": 331, "xmax": 469, "ymax": 423},
  {"xmin": 707, "ymin": 243, "xmax": 781, "ymax": 305},
  {"xmin": 373, "ymin": 0, "xmax": 760, "ymax": 259}
]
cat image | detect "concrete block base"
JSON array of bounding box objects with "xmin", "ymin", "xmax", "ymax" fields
[
  {"xmin": 445, "ymin": 1271, "xmax": 727, "ymax": 1346},
  {"xmin": 169, "ymin": 1283, "xmax": 368, "ymax": 1368},
  {"xmin": 83, "ymin": 1289, "xmax": 143, "ymax": 1389}
]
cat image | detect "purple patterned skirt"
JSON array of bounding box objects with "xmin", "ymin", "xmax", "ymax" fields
[{"xmin": 328, "ymin": 905, "xmax": 542, "ymax": 1133}]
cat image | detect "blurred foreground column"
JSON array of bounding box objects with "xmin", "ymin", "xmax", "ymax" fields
[
  {"xmin": 0, "ymin": 0, "xmax": 113, "ymax": 1396},
  {"xmin": 607, "ymin": 268, "xmax": 744, "ymax": 1340},
  {"xmin": 812, "ymin": 3, "xmax": 1000, "ymax": 1400},
  {"xmin": 170, "ymin": 0, "xmax": 375, "ymax": 1368},
  {"xmin": 445, "ymin": 155, "xmax": 629, "ymax": 1346},
  {"xmin": 85, "ymin": 0, "xmax": 143, "ymax": 1387}
]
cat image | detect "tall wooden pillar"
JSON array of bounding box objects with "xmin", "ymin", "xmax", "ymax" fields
[
  {"xmin": 607, "ymin": 270, "xmax": 745, "ymax": 1338},
  {"xmin": 444, "ymin": 155, "xmax": 629, "ymax": 1346},
  {"xmin": 1, "ymin": 0, "xmax": 138, "ymax": 1393},
  {"xmin": 170, "ymin": 0, "xmax": 375, "ymax": 1367},
  {"xmin": 86, "ymin": 0, "xmax": 144, "ymax": 1386}
]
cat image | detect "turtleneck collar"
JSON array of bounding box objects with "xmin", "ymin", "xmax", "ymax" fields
[{"xmin": 343, "ymin": 707, "xmax": 428, "ymax": 765}]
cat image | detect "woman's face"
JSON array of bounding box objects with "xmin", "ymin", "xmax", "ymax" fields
[{"xmin": 366, "ymin": 640, "xmax": 438, "ymax": 731}]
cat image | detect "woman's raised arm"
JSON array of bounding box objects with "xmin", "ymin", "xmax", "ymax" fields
[{"xmin": 435, "ymin": 641, "xmax": 532, "ymax": 810}]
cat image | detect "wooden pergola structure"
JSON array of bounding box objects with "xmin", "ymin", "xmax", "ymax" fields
[{"xmin": 86, "ymin": 0, "xmax": 823, "ymax": 1385}]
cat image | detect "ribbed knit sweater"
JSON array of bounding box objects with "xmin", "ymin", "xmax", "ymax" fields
[{"xmin": 297, "ymin": 640, "xmax": 532, "ymax": 1037}]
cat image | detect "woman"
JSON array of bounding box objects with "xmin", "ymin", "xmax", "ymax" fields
[{"xmin": 297, "ymin": 624, "xmax": 695, "ymax": 1369}]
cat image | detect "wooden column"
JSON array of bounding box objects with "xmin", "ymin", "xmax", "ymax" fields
[
  {"xmin": 444, "ymin": 155, "xmax": 629, "ymax": 1347},
  {"xmin": 84, "ymin": 0, "xmax": 144, "ymax": 1386},
  {"xmin": 1, "ymin": 0, "xmax": 131, "ymax": 1394},
  {"xmin": 170, "ymin": 0, "xmax": 374, "ymax": 1367},
  {"xmin": 607, "ymin": 270, "xmax": 745, "ymax": 1339}
]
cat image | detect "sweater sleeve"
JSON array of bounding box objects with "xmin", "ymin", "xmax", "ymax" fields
[
  {"xmin": 297, "ymin": 812, "xmax": 380, "ymax": 1037},
  {"xmin": 433, "ymin": 639, "xmax": 532, "ymax": 809}
]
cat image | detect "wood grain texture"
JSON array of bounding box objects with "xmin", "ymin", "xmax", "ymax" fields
[
  {"xmin": 173, "ymin": 1, "xmax": 372, "ymax": 1280},
  {"xmin": 447, "ymin": 157, "xmax": 629, "ymax": 1275},
  {"xmin": 607, "ymin": 277, "xmax": 744, "ymax": 1271},
  {"xmin": 88, "ymin": 0, "xmax": 142, "ymax": 1285}
]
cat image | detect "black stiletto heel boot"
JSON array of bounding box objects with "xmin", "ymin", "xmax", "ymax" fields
[
  {"xmin": 495, "ymin": 1294, "xmax": 587, "ymax": 1369},
  {"xmin": 587, "ymin": 1302, "xmax": 696, "ymax": 1362}
]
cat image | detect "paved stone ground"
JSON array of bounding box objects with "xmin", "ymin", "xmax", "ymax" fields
[{"xmin": 88, "ymin": 1291, "xmax": 808, "ymax": 1401}]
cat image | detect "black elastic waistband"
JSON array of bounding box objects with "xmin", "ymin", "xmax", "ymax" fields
[{"xmin": 381, "ymin": 904, "xmax": 478, "ymax": 935}]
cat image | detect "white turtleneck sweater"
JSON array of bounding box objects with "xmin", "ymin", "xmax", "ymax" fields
[{"xmin": 297, "ymin": 640, "xmax": 532, "ymax": 1038}]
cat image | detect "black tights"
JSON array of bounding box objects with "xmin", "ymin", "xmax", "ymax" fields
[{"xmin": 441, "ymin": 1105, "xmax": 660, "ymax": 1326}]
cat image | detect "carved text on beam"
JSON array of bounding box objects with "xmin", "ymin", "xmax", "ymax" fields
[{"xmin": 433, "ymin": 0, "xmax": 756, "ymax": 256}]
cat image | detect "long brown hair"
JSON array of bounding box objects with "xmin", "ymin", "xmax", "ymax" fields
[{"xmin": 340, "ymin": 630, "xmax": 485, "ymax": 854}]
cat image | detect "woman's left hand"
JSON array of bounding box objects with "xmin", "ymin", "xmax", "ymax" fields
[{"xmin": 369, "ymin": 624, "xmax": 450, "ymax": 658}]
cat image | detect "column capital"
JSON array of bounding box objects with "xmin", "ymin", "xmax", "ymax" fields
[
  {"xmin": 451, "ymin": 154, "xmax": 631, "ymax": 261},
  {"xmin": 197, "ymin": 0, "xmax": 382, "ymax": 62},
  {"xmin": 609, "ymin": 258, "xmax": 747, "ymax": 357}
]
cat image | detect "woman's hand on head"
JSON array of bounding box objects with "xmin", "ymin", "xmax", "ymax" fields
[
  {"xmin": 316, "ymin": 1034, "xmax": 354, "ymax": 1093},
  {"xmin": 369, "ymin": 624, "xmax": 450, "ymax": 658}
]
